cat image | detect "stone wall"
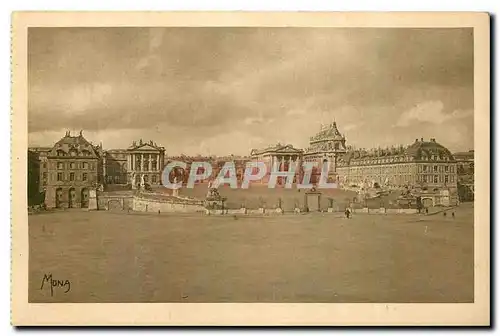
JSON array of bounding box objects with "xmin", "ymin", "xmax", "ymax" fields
[
  {"xmin": 97, "ymin": 195, "xmax": 134, "ymax": 211},
  {"xmin": 133, "ymin": 197, "xmax": 205, "ymax": 213}
]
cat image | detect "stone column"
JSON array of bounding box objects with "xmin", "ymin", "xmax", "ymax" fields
[
  {"xmin": 148, "ymin": 154, "xmax": 152, "ymax": 172},
  {"xmin": 156, "ymin": 154, "xmax": 159, "ymax": 171},
  {"xmin": 141, "ymin": 153, "xmax": 144, "ymax": 171}
]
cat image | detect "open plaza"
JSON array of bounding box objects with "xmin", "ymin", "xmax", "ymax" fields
[{"xmin": 29, "ymin": 199, "xmax": 473, "ymax": 303}]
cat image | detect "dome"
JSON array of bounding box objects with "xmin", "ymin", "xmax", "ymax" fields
[{"xmin": 405, "ymin": 138, "xmax": 455, "ymax": 161}]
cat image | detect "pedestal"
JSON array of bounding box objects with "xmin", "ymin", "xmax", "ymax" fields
[{"xmin": 88, "ymin": 189, "xmax": 98, "ymax": 210}]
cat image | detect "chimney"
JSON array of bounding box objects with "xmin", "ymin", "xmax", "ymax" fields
[
  {"xmin": 415, "ymin": 138, "xmax": 418, "ymax": 143},
  {"xmin": 430, "ymin": 138, "xmax": 436, "ymax": 142},
  {"xmin": 420, "ymin": 137, "xmax": 424, "ymax": 142}
]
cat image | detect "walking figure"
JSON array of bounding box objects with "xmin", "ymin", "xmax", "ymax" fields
[
  {"xmin": 425, "ymin": 208, "xmax": 429, "ymax": 215},
  {"xmin": 452, "ymin": 212, "xmax": 455, "ymax": 219},
  {"xmin": 443, "ymin": 212, "xmax": 447, "ymax": 217},
  {"xmin": 345, "ymin": 208, "xmax": 351, "ymax": 219}
]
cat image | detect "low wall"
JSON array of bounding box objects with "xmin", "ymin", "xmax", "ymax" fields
[
  {"xmin": 133, "ymin": 197, "xmax": 205, "ymax": 213},
  {"xmin": 97, "ymin": 195, "xmax": 134, "ymax": 211}
]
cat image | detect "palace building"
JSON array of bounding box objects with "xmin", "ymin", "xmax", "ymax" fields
[
  {"xmin": 303, "ymin": 121, "xmax": 348, "ymax": 182},
  {"xmin": 250, "ymin": 143, "xmax": 304, "ymax": 184},
  {"xmin": 126, "ymin": 139, "xmax": 166, "ymax": 189},
  {"xmin": 336, "ymin": 137, "xmax": 458, "ymax": 190},
  {"xmin": 27, "ymin": 131, "xmax": 166, "ymax": 208},
  {"xmin": 42, "ymin": 131, "xmax": 103, "ymax": 208}
]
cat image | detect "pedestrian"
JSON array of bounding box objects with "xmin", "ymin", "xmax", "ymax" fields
[
  {"xmin": 452, "ymin": 212, "xmax": 455, "ymax": 219},
  {"xmin": 425, "ymin": 208, "xmax": 429, "ymax": 215},
  {"xmin": 443, "ymin": 212, "xmax": 447, "ymax": 217}
]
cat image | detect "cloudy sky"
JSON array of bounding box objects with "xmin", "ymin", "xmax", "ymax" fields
[{"xmin": 28, "ymin": 28, "xmax": 473, "ymax": 155}]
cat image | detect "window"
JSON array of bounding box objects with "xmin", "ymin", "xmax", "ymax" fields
[
  {"xmin": 434, "ymin": 175, "xmax": 438, "ymax": 183},
  {"xmin": 152, "ymin": 175, "xmax": 157, "ymax": 183},
  {"xmin": 423, "ymin": 166, "xmax": 427, "ymax": 172},
  {"xmin": 451, "ymin": 175, "xmax": 455, "ymax": 182},
  {"xmin": 57, "ymin": 162, "xmax": 64, "ymax": 169},
  {"xmin": 433, "ymin": 166, "xmax": 438, "ymax": 172},
  {"xmin": 445, "ymin": 166, "xmax": 449, "ymax": 172},
  {"xmin": 70, "ymin": 172, "xmax": 75, "ymax": 181},
  {"xmin": 82, "ymin": 162, "xmax": 89, "ymax": 169},
  {"xmin": 445, "ymin": 175, "xmax": 449, "ymax": 183},
  {"xmin": 82, "ymin": 173, "xmax": 88, "ymax": 181},
  {"xmin": 42, "ymin": 163, "xmax": 47, "ymax": 169},
  {"xmin": 70, "ymin": 162, "xmax": 76, "ymax": 169},
  {"xmin": 57, "ymin": 172, "xmax": 63, "ymax": 181}
]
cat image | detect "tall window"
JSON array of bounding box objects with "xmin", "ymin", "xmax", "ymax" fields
[
  {"xmin": 152, "ymin": 175, "xmax": 157, "ymax": 183},
  {"xmin": 445, "ymin": 175, "xmax": 449, "ymax": 183},
  {"xmin": 82, "ymin": 162, "xmax": 88, "ymax": 169},
  {"xmin": 433, "ymin": 165, "xmax": 438, "ymax": 172},
  {"xmin": 70, "ymin": 172, "xmax": 75, "ymax": 181},
  {"xmin": 82, "ymin": 173, "xmax": 88, "ymax": 181},
  {"xmin": 70, "ymin": 162, "xmax": 76, "ymax": 169},
  {"xmin": 57, "ymin": 162, "xmax": 64, "ymax": 169},
  {"xmin": 445, "ymin": 166, "xmax": 449, "ymax": 172},
  {"xmin": 433, "ymin": 175, "xmax": 438, "ymax": 183},
  {"xmin": 57, "ymin": 172, "xmax": 63, "ymax": 181}
]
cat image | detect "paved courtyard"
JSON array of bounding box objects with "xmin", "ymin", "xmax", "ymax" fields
[{"xmin": 29, "ymin": 203, "xmax": 473, "ymax": 303}]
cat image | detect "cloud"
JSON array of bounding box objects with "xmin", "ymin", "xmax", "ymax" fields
[
  {"xmin": 28, "ymin": 28, "xmax": 474, "ymax": 155},
  {"xmin": 396, "ymin": 100, "xmax": 473, "ymax": 127}
]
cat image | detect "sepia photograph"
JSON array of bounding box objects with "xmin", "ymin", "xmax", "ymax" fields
[{"xmin": 11, "ymin": 12, "xmax": 490, "ymax": 325}]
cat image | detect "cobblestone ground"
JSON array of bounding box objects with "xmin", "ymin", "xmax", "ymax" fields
[{"xmin": 29, "ymin": 203, "xmax": 473, "ymax": 303}]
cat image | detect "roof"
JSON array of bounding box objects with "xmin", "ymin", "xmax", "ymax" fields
[
  {"xmin": 453, "ymin": 150, "xmax": 474, "ymax": 160},
  {"xmin": 28, "ymin": 147, "xmax": 52, "ymax": 153},
  {"xmin": 250, "ymin": 143, "xmax": 304, "ymax": 156},
  {"xmin": 47, "ymin": 131, "xmax": 100, "ymax": 158},
  {"xmin": 128, "ymin": 139, "xmax": 165, "ymax": 151},
  {"xmin": 338, "ymin": 138, "xmax": 455, "ymax": 166},
  {"xmin": 309, "ymin": 122, "xmax": 345, "ymax": 144}
]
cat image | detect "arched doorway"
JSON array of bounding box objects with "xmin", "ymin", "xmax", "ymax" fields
[
  {"xmin": 68, "ymin": 188, "xmax": 76, "ymax": 208},
  {"xmin": 81, "ymin": 188, "xmax": 89, "ymax": 208},
  {"xmin": 55, "ymin": 188, "xmax": 63, "ymax": 208}
]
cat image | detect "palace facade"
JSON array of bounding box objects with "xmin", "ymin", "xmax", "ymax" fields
[
  {"xmin": 250, "ymin": 143, "xmax": 303, "ymax": 184},
  {"xmin": 40, "ymin": 131, "xmax": 103, "ymax": 208},
  {"xmin": 453, "ymin": 150, "xmax": 474, "ymax": 201},
  {"xmin": 28, "ymin": 131, "xmax": 166, "ymax": 208},
  {"xmin": 336, "ymin": 137, "xmax": 458, "ymax": 190},
  {"xmin": 249, "ymin": 121, "xmax": 459, "ymax": 191},
  {"xmin": 303, "ymin": 122, "xmax": 347, "ymax": 175}
]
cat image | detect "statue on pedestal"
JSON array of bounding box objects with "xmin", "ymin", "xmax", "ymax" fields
[
  {"xmin": 172, "ymin": 176, "xmax": 179, "ymax": 197},
  {"xmin": 140, "ymin": 174, "xmax": 145, "ymax": 190}
]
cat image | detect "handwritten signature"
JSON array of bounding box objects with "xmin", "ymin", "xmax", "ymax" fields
[{"xmin": 40, "ymin": 273, "xmax": 71, "ymax": 296}]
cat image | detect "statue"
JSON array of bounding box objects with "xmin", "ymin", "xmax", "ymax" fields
[
  {"xmin": 172, "ymin": 176, "xmax": 179, "ymax": 197},
  {"xmin": 140, "ymin": 174, "xmax": 145, "ymax": 189}
]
